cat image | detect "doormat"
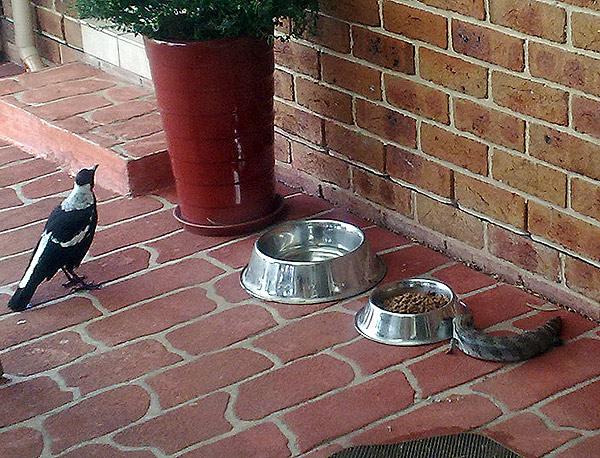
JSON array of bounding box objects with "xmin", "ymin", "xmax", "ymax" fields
[{"xmin": 329, "ymin": 433, "xmax": 523, "ymax": 458}]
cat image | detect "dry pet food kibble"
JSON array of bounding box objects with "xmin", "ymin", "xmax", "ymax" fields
[{"xmin": 381, "ymin": 291, "xmax": 448, "ymax": 314}]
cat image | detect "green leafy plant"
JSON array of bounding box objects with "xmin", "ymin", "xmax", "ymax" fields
[{"xmin": 74, "ymin": 0, "xmax": 320, "ymax": 42}]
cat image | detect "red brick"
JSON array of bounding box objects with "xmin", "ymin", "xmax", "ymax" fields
[
  {"xmin": 2, "ymin": 331, "xmax": 95, "ymax": 377},
  {"xmin": 355, "ymin": 98, "xmax": 416, "ymax": 147},
  {"xmin": 564, "ymin": 256, "xmax": 600, "ymax": 302},
  {"xmin": 0, "ymin": 377, "xmax": 73, "ymax": 427},
  {"xmin": 55, "ymin": 115, "xmax": 98, "ymax": 134},
  {"xmin": 283, "ymin": 371, "xmax": 414, "ymax": 452},
  {"xmin": 274, "ymin": 68, "xmax": 293, "ymax": 101},
  {"xmin": 275, "ymin": 131, "xmax": 291, "ymax": 162},
  {"xmin": 0, "ymin": 187, "xmax": 23, "ymax": 210},
  {"xmin": 488, "ymin": 225, "xmax": 560, "ymax": 281},
  {"xmin": 0, "ymin": 297, "xmax": 101, "ymax": 350},
  {"xmin": 183, "ymin": 423, "xmax": 290, "ymax": 458},
  {"xmin": 296, "ymin": 78, "xmax": 353, "ymax": 124},
  {"xmin": 432, "ymin": 262, "xmax": 497, "ymax": 294},
  {"xmin": 530, "ymin": 124, "xmax": 600, "ymax": 180},
  {"xmin": 0, "ymin": 428, "xmax": 43, "ymax": 458},
  {"xmin": 45, "ymin": 385, "xmax": 150, "ymax": 453},
  {"xmin": 0, "ymin": 145, "xmax": 30, "ymax": 166},
  {"xmin": 363, "ymin": 226, "xmax": 412, "ymax": 252},
  {"xmin": 473, "ymin": 338, "xmax": 600, "ymax": 410},
  {"xmin": 529, "ymin": 201, "xmax": 600, "ymax": 260},
  {"xmin": 353, "ymin": 394, "xmax": 501, "ymax": 445},
  {"xmin": 284, "ymin": 192, "xmax": 337, "ymax": 221},
  {"xmin": 421, "ymin": 0, "xmax": 485, "ymax": 19},
  {"xmin": 486, "ymin": 412, "xmax": 578, "ymax": 457},
  {"xmin": 91, "ymin": 99, "xmax": 156, "ymax": 124},
  {"xmin": 60, "ymin": 339, "xmax": 181, "ymax": 395},
  {"xmin": 35, "ymin": 6, "xmax": 63, "ymax": 38},
  {"xmin": 325, "ymin": 121, "xmax": 385, "ymax": 171},
  {"xmin": 380, "ymin": 245, "xmax": 451, "ymax": 281},
  {"xmin": 321, "ymin": 0, "xmax": 380, "ymax": 26},
  {"xmin": 207, "ymin": 235, "xmax": 259, "ymax": 268},
  {"xmin": 121, "ymin": 131, "xmax": 168, "ymax": 157},
  {"xmin": 541, "ymin": 379, "xmax": 600, "ymax": 429},
  {"xmin": 274, "ymin": 40, "xmax": 319, "ymax": 78},
  {"xmin": 305, "ymin": 14, "xmax": 351, "ymax": 53},
  {"xmin": 492, "ymin": 71, "xmax": 568, "ymax": 125},
  {"xmin": 453, "ymin": 19, "xmax": 524, "ymax": 71},
  {"xmin": 492, "ymin": 148, "xmax": 566, "ymax": 206},
  {"xmin": 455, "ymin": 173, "xmax": 526, "ymax": 229},
  {"xmin": 420, "ymin": 48, "xmax": 487, "ymax": 97},
  {"xmin": 19, "ymin": 172, "xmax": 72, "ymax": 199},
  {"xmin": 421, "ymin": 123, "xmax": 488, "ymax": 174},
  {"xmin": 166, "ymin": 304, "xmax": 277, "ymax": 355},
  {"xmin": 555, "ymin": 436, "xmax": 600, "ymax": 458},
  {"xmin": 352, "ymin": 26, "xmax": 415, "ymax": 74},
  {"xmin": 352, "ymin": 168, "xmax": 412, "ymax": 215},
  {"xmin": 0, "ymin": 158, "xmax": 57, "ymax": 187},
  {"xmin": 105, "ymin": 84, "xmax": 151, "ymax": 102},
  {"xmin": 573, "ymin": 94, "xmax": 600, "ymax": 138},
  {"xmin": 86, "ymin": 287, "xmax": 216, "ymax": 346},
  {"xmin": 61, "ymin": 444, "xmax": 155, "ymax": 458},
  {"xmin": 253, "ymin": 312, "xmax": 358, "ymax": 363},
  {"xmin": 115, "ymin": 392, "xmax": 232, "ymax": 454},
  {"xmin": 292, "ymin": 141, "xmax": 351, "ymax": 188},
  {"xmin": 97, "ymin": 113, "xmax": 163, "ymax": 141},
  {"xmin": 530, "ymin": 41, "xmax": 600, "ymax": 97},
  {"xmin": 21, "ymin": 78, "xmax": 114, "ymax": 104},
  {"xmin": 18, "ymin": 62, "xmax": 96, "ymax": 90},
  {"xmin": 0, "ymin": 220, "xmax": 44, "ymax": 258},
  {"xmin": 235, "ymin": 355, "xmax": 355, "ymax": 420},
  {"xmin": 335, "ymin": 338, "xmax": 433, "ymax": 375},
  {"xmin": 409, "ymin": 350, "xmax": 501, "ymax": 398},
  {"xmin": 572, "ymin": 178, "xmax": 600, "ymax": 222},
  {"xmin": 0, "ymin": 78, "xmax": 24, "ymax": 96},
  {"xmin": 0, "ymin": 253, "xmax": 34, "ymax": 289},
  {"xmin": 321, "ymin": 53, "xmax": 382, "ymax": 99},
  {"xmin": 97, "ymin": 195, "xmax": 163, "ymax": 225},
  {"xmin": 90, "ymin": 209, "xmax": 181, "ymax": 256},
  {"xmin": 383, "ymin": 2, "xmax": 447, "ymax": 48},
  {"xmin": 26, "ymin": 94, "xmax": 112, "ymax": 121},
  {"xmin": 455, "ymin": 98, "xmax": 525, "ymax": 151},
  {"xmin": 385, "ymin": 74, "xmax": 449, "ymax": 124},
  {"xmin": 387, "ymin": 145, "xmax": 453, "ymax": 198},
  {"xmin": 148, "ymin": 348, "xmax": 273, "ymax": 409},
  {"xmin": 416, "ymin": 194, "xmax": 485, "ymax": 248},
  {"xmin": 63, "ymin": 17, "xmax": 82, "ymax": 48},
  {"xmin": 490, "ymin": 0, "xmax": 566, "ymax": 42},
  {"xmin": 0, "ymin": 196, "xmax": 61, "ymax": 232},
  {"xmin": 514, "ymin": 309, "xmax": 595, "ymax": 340},
  {"xmin": 274, "ymin": 100, "xmax": 323, "ymax": 145},
  {"xmin": 572, "ymin": 12, "xmax": 600, "ymax": 52}
]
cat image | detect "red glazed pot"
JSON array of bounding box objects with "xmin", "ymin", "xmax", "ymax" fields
[{"xmin": 145, "ymin": 35, "xmax": 284, "ymax": 235}]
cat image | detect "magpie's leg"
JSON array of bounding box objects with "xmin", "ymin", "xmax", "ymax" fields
[{"xmin": 62, "ymin": 268, "xmax": 101, "ymax": 291}]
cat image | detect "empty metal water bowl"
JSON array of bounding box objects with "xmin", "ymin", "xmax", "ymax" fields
[
  {"xmin": 240, "ymin": 219, "xmax": 385, "ymax": 304},
  {"xmin": 355, "ymin": 278, "xmax": 467, "ymax": 345}
]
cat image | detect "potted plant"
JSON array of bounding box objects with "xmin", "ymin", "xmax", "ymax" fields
[{"xmin": 74, "ymin": 0, "xmax": 319, "ymax": 235}]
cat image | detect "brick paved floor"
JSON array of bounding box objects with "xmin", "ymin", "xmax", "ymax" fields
[{"xmin": 1, "ymin": 146, "xmax": 600, "ymax": 458}]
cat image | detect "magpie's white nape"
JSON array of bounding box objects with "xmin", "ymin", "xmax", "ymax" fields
[{"xmin": 8, "ymin": 165, "xmax": 100, "ymax": 312}]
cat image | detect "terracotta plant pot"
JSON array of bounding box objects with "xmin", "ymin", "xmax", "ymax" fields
[{"xmin": 145, "ymin": 36, "xmax": 284, "ymax": 235}]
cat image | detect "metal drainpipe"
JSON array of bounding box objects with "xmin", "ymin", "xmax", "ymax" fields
[{"xmin": 11, "ymin": 0, "xmax": 45, "ymax": 71}]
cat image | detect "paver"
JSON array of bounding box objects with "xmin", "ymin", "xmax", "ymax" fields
[{"xmin": 0, "ymin": 144, "xmax": 599, "ymax": 458}]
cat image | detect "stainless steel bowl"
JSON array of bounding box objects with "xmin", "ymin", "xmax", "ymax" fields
[
  {"xmin": 240, "ymin": 219, "xmax": 385, "ymax": 304},
  {"xmin": 355, "ymin": 278, "xmax": 468, "ymax": 345}
]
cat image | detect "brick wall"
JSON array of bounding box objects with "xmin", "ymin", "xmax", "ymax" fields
[
  {"xmin": 273, "ymin": 0, "xmax": 600, "ymax": 319},
  {"xmin": 1, "ymin": 0, "xmax": 84, "ymax": 64},
  {"xmin": 2, "ymin": 0, "xmax": 600, "ymax": 318}
]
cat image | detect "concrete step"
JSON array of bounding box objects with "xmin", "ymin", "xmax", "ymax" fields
[{"xmin": 0, "ymin": 62, "xmax": 173, "ymax": 195}]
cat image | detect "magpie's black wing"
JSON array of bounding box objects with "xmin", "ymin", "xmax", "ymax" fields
[{"xmin": 45, "ymin": 205, "xmax": 96, "ymax": 243}]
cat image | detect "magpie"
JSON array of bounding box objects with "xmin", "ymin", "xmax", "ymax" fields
[{"xmin": 8, "ymin": 165, "xmax": 100, "ymax": 312}]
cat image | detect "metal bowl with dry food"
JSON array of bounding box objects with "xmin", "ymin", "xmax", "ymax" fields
[
  {"xmin": 355, "ymin": 278, "xmax": 468, "ymax": 345},
  {"xmin": 240, "ymin": 219, "xmax": 385, "ymax": 304}
]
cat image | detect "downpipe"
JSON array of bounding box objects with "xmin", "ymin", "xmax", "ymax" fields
[{"xmin": 11, "ymin": 0, "xmax": 44, "ymax": 71}]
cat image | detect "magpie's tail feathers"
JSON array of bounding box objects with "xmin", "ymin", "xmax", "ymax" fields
[{"xmin": 7, "ymin": 284, "xmax": 37, "ymax": 312}]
